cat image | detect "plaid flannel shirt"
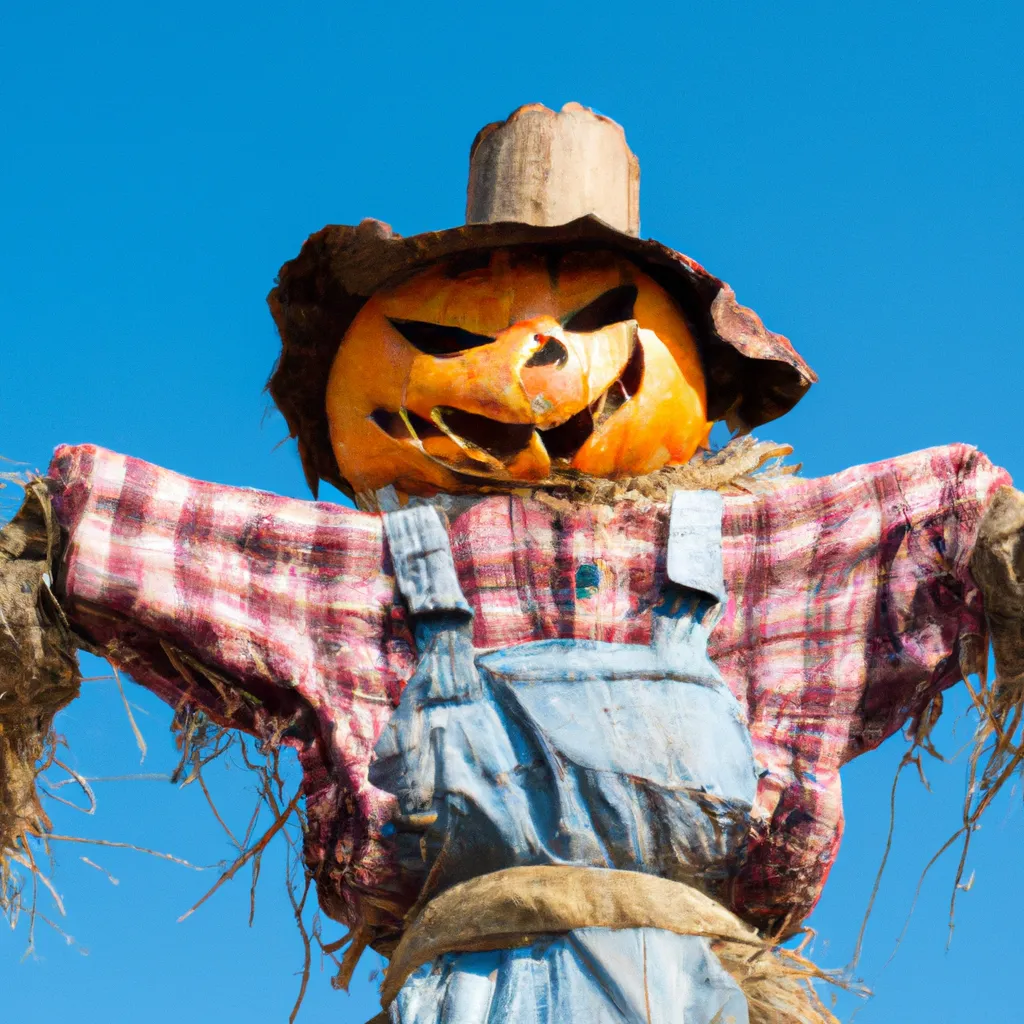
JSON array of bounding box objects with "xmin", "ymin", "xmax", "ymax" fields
[{"xmin": 46, "ymin": 442, "xmax": 1011, "ymax": 937}]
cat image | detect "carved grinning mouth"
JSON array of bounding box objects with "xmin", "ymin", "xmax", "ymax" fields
[
  {"xmin": 371, "ymin": 340, "xmax": 645, "ymax": 468},
  {"xmin": 432, "ymin": 409, "xmax": 535, "ymax": 458}
]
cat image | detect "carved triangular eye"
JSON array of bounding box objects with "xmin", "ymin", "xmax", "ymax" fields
[
  {"xmin": 562, "ymin": 285, "xmax": 638, "ymax": 333},
  {"xmin": 389, "ymin": 318, "xmax": 495, "ymax": 357}
]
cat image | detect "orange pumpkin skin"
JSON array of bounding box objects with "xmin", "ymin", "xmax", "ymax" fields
[{"xmin": 325, "ymin": 249, "xmax": 710, "ymax": 499}]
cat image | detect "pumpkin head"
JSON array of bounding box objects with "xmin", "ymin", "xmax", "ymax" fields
[
  {"xmin": 325, "ymin": 247, "xmax": 711, "ymax": 499},
  {"xmin": 270, "ymin": 105, "xmax": 816, "ymax": 499}
]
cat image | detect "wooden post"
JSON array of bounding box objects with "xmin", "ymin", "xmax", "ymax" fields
[{"xmin": 466, "ymin": 102, "xmax": 641, "ymax": 236}]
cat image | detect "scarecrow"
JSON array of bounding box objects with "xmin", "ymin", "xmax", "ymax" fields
[{"xmin": 3, "ymin": 103, "xmax": 1023, "ymax": 1023}]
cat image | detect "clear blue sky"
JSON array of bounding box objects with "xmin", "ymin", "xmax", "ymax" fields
[{"xmin": 2, "ymin": 3, "xmax": 1022, "ymax": 1021}]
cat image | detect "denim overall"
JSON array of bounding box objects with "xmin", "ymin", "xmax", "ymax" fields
[{"xmin": 371, "ymin": 492, "xmax": 758, "ymax": 1023}]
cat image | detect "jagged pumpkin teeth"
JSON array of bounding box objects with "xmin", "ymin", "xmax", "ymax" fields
[
  {"xmin": 428, "ymin": 409, "xmax": 507, "ymax": 470},
  {"xmin": 502, "ymin": 432, "xmax": 551, "ymax": 481},
  {"xmin": 420, "ymin": 433, "xmax": 484, "ymax": 469},
  {"xmin": 435, "ymin": 408, "xmax": 535, "ymax": 459},
  {"xmin": 325, "ymin": 249, "xmax": 710, "ymax": 497}
]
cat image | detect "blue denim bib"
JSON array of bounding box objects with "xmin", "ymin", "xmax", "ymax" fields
[{"xmin": 371, "ymin": 493, "xmax": 757, "ymax": 1024}]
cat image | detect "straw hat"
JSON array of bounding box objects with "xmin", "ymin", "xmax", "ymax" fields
[{"xmin": 268, "ymin": 102, "xmax": 815, "ymax": 497}]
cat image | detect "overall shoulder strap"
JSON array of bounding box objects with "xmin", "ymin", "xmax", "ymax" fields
[
  {"xmin": 665, "ymin": 490, "xmax": 725, "ymax": 607},
  {"xmin": 383, "ymin": 505, "xmax": 472, "ymax": 619},
  {"xmin": 652, "ymin": 490, "xmax": 725, "ymax": 651}
]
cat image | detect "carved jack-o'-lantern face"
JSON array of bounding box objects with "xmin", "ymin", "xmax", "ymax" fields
[{"xmin": 325, "ymin": 248, "xmax": 710, "ymax": 498}]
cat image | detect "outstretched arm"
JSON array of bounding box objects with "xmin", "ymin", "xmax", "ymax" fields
[
  {"xmin": 713, "ymin": 443, "xmax": 1015, "ymax": 933},
  {"xmin": 45, "ymin": 444, "xmax": 399, "ymax": 739},
  {"xmin": 3, "ymin": 445, "xmax": 416, "ymax": 938}
]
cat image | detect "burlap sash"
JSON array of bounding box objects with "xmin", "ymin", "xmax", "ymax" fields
[{"xmin": 379, "ymin": 866, "xmax": 841, "ymax": 1023}]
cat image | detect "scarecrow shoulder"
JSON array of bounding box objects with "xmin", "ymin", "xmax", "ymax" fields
[
  {"xmin": 859, "ymin": 442, "xmax": 1011, "ymax": 519},
  {"xmin": 39, "ymin": 443, "xmax": 402, "ymax": 734},
  {"xmin": 717, "ymin": 442, "xmax": 1011, "ymax": 571},
  {"xmin": 833, "ymin": 443, "xmax": 1012, "ymax": 583},
  {"xmin": 712, "ymin": 443, "xmax": 1012, "ymax": 751}
]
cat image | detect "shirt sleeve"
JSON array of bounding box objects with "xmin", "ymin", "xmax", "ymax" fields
[
  {"xmin": 714, "ymin": 443, "xmax": 1012, "ymax": 932},
  {"xmin": 47, "ymin": 444, "xmax": 415, "ymax": 927},
  {"xmin": 847, "ymin": 443, "xmax": 1011, "ymax": 752}
]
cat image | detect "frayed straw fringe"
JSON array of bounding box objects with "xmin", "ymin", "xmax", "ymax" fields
[
  {"xmin": 715, "ymin": 936, "xmax": 854, "ymax": 1024},
  {"xmin": 359, "ymin": 436, "xmax": 799, "ymax": 514},
  {"xmin": 0, "ymin": 477, "xmax": 82, "ymax": 950},
  {"xmin": 541, "ymin": 435, "xmax": 799, "ymax": 505}
]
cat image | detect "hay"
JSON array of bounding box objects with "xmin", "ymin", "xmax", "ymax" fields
[
  {"xmin": 541, "ymin": 435, "xmax": 799, "ymax": 504},
  {"xmin": 0, "ymin": 477, "xmax": 81, "ymax": 936},
  {"xmin": 936, "ymin": 485, "xmax": 1024, "ymax": 939},
  {"xmin": 169, "ymin": 705, "xmax": 334, "ymax": 1024},
  {"xmin": 359, "ymin": 435, "xmax": 799, "ymax": 513},
  {"xmin": 715, "ymin": 934, "xmax": 853, "ymax": 1024}
]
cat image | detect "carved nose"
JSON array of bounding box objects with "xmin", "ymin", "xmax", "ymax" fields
[
  {"xmin": 520, "ymin": 330, "xmax": 581, "ymax": 425},
  {"xmin": 524, "ymin": 335, "xmax": 568, "ymax": 369}
]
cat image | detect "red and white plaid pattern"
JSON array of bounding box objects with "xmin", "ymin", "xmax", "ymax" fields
[{"xmin": 48, "ymin": 443, "xmax": 1011, "ymax": 935}]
